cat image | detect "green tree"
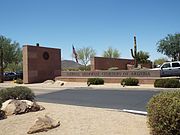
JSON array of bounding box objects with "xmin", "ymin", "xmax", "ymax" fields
[
  {"xmin": 103, "ymin": 47, "xmax": 120, "ymax": 58},
  {"xmin": 76, "ymin": 47, "xmax": 96, "ymax": 70},
  {"xmin": 154, "ymin": 57, "xmax": 168, "ymax": 66},
  {"xmin": 157, "ymin": 33, "xmax": 180, "ymax": 61},
  {"xmin": 6, "ymin": 62, "xmax": 23, "ymax": 72},
  {"xmin": 6, "ymin": 48, "xmax": 22, "ymax": 72},
  {"xmin": 0, "ymin": 35, "xmax": 21, "ymax": 82},
  {"xmin": 137, "ymin": 51, "xmax": 150, "ymax": 64}
]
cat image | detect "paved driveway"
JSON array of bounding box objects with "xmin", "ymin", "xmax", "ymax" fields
[{"xmin": 36, "ymin": 88, "xmax": 160, "ymax": 112}]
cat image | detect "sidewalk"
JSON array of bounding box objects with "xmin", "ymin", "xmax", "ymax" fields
[
  {"xmin": 2, "ymin": 80, "xmax": 179, "ymax": 92},
  {"xmin": 0, "ymin": 81, "xmax": 156, "ymax": 90}
]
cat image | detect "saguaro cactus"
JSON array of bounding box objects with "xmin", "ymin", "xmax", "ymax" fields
[{"xmin": 130, "ymin": 35, "xmax": 138, "ymax": 68}]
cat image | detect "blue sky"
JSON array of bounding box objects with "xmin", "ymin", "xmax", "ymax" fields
[{"xmin": 0, "ymin": 0, "xmax": 180, "ymax": 61}]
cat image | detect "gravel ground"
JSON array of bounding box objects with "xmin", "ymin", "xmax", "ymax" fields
[{"xmin": 0, "ymin": 102, "xmax": 150, "ymax": 135}]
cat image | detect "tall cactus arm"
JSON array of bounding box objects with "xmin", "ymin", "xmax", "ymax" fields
[{"xmin": 131, "ymin": 49, "xmax": 135, "ymax": 58}]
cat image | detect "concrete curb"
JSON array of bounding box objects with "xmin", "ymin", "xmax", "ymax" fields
[{"xmin": 122, "ymin": 109, "xmax": 147, "ymax": 115}]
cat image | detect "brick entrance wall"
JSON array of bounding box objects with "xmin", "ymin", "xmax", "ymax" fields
[
  {"xmin": 23, "ymin": 45, "xmax": 61, "ymax": 83},
  {"xmin": 91, "ymin": 57, "xmax": 152, "ymax": 70}
]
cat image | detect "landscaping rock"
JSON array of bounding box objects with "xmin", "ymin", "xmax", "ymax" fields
[
  {"xmin": 30, "ymin": 102, "xmax": 45, "ymax": 112},
  {"xmin": 1, "ymin": 99, "xmax": 12, "ymax": 110},
  {"xmin": 43, "ymin": 80, "xmax": 55, "ymax": 84},
  {"xmin": 54, "ymin": 80, "xmax": 65, "ymax": 86},
  {"xmin": 1, "ymin": 99, "xmax": 45, "ymax": 116},
  {"xmin": 27, "ymin": 115, "xmax": 60, "ymax": 134}
]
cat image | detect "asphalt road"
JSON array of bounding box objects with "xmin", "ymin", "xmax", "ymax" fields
[{"xmin": 36, "ymin": 88, "xmax": 160, "ymax": 112}]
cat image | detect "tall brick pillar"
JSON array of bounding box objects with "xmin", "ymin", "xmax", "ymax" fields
[{"xmin": 23, "ymin": 45, "xmax": 61, "ymax": 84}]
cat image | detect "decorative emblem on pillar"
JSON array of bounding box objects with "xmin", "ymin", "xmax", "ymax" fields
[{"xmin": 43, "ymin": 51, "xmax": 49, "ymax": 60}]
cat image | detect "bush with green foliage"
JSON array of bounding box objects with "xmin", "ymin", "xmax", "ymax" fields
[
  {"xmin": 87, "ymin": 78, "xmax": 104, "ymax": 85},
  {"xmin": 121, "ymin": 78, "xmax": 139, "ymax": 86},
  {"xmin": 0, "ymin": 86, "xmax": 35, "ymax": 103},
  {"xmin": 147, "ymin": 91, "xmax": 180, "ymax": 135},
  {"xmin": 154, "ymin": 78, "xmax": 180, "ymax": 88}
]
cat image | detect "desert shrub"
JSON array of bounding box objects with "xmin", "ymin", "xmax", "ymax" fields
[
  {"xmin": 154, "ymin": 78, "xmax": 180, "ymax": 88},
  {"xmin": 154, "ymin": 79, "xmax": 165, "ymax": 88},
  {"xmin": 87, "ymin": 78, "xmax": 104, "ymax": 85},
  {"xmin": 14, "ymin": 78, "xmax": 23, "ymax": 84},
  {"xmin": 121, "ymin": 78, "xmax": 139, "ymax": 86},
  {"xmin": 147, "ymin": 91, "xmax": 180, "ymax": 135},
  {"xmin": 0, "ymin": 86, "xmax": 35, "ymax": 102}
]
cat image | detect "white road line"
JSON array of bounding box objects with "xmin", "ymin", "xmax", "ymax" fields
[{"xmin": 122, "ymin": 109, "xmax": 147, "ymax": 115}]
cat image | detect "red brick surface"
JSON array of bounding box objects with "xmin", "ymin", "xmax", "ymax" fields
[
  {"xmin": 91, "ymin": 57, "xmax": 152, "ymax": 70},
  {"xmin": 23, "ymin": 45, "xmax": 61, "ymax": 83}
]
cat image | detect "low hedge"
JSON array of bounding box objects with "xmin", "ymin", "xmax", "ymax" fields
[
  {"xmin": 0, "ymin": 86, "xmax": 35, "ymax": 103},
  {"xmin": 154, "ymin": 78, "xmax": 180, "ymax": 88},
  {"xmin": 147, "ymin": 91, "xmax": 180, "ymax": 135},
  {"xmin": 121, "ymin": 78, "xmax": 139, "ymax": 86},
  {"xmin": 87, "ymin": 78, "xmax": 104, "ymax": 85}
]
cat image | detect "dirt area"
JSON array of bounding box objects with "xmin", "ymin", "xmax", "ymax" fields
[{"xmin": 0, "ymin": 102, "xmax": 150, "ymax": 135}]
